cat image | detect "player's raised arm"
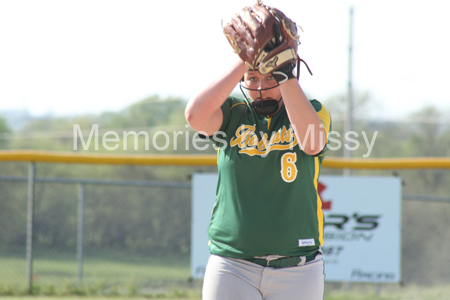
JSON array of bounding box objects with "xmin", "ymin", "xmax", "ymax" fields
[
  {"xmin": 256, "ymin": 20, "xmax": 326, "ymax": 156},
  {"xmin": 185, "ymin": 60, "xmax": 247, "ymax": 136},
  {"xmin": 278, "ymin": 75, "xmax": 327, "ymax": 156}
]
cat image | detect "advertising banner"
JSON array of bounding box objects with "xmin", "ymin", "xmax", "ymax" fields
[{"xmin": 191, "ymin": 174, "xmax": 402, "ymax": 282}]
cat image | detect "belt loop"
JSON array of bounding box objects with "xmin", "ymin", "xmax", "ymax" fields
[
  {"xmin": 296, "ymin": 256, "xmax": 306, "ymax": 266},
  {"xmin": 265, "ymin": 255, "xmax": 279, "ymax": 266}
]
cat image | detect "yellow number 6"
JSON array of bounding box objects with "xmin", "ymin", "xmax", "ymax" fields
[{"xmin": 280, "ymin": 152, "xmax": 298, "ymax": 183}]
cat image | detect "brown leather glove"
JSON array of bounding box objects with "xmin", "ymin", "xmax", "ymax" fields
[{"xmin": 223, "ymin": 1, "xmax": 300, "ymax": 75}]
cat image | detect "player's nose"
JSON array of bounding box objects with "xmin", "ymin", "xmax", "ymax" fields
[{"xmin": 258, "ymin": 79, "xmax": 269, "ymax": 90}]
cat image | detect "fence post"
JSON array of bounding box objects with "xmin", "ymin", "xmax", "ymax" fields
[
  {"xmin": 26, "ymin": 162, "xmax": 35, "ymax": 294},
  {"xmin": 77, "ymin": 183, "xmax": 85, "ymax": 284},
  {"xmin": 375, "ymin": 282, "xmax": 381, "ymax": 294}
]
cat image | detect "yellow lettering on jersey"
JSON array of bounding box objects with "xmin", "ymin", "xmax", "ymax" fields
[
  {"xmin": 230, "ymin": 125, "xmax": 298, "ymax": 156},
  {"xmin": 257, "ymin": 133, "xmax": 269, "ymax": 151},
  {"xmin": 229, "ymin": 125, "xmax": 255, "ymax": 148},
  {"xmin": 271, "ymin": 131, "xmax": 282, "ymax": 145},
  {"xmin": 282, "ymin": 126, "xmax": 294, "ymax": 143},
  {"xmin": 247, "ymin": 134, "xmax": 258, "ymax": 147}
]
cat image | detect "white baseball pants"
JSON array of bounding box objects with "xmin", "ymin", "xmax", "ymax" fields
[{"xmin": 202, "ymin": 254, "xmax": 325, "ymax": 300}]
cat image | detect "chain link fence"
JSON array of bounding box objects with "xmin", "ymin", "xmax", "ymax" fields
[
  {"xmin": 0, "ymin": 161, "xmax": 449, "ymax": 296},
  {"xmin": 0, "ymin": 162, "xmax": 199, "ymax": 295}
]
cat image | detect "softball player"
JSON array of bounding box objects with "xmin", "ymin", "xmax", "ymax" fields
[{"xmin": 185, "ymin": 3, "xmax": 331, "ymax": 299}]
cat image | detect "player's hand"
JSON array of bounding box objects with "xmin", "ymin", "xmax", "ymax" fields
[
  {"xmin": 258, "ymin": 23, "xmax": 297, "ymax": 76},
  {"xmin": 272, "ymin": 62, "xmax": 297, "ymax": 84}
]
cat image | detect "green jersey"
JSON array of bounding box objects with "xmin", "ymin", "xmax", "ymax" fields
[{"xmin": 208, "ymin": 96, "xmax": 332, "ymax": 259}]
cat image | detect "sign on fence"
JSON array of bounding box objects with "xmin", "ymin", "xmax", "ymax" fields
[{"xmin": 191, "ymin": 174, "xmax": 401, "ymax": 282}]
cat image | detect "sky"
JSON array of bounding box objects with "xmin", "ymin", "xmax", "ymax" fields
[{"xmin": 1, "ymin": 0, "xmax": 449, "ymax": 120}]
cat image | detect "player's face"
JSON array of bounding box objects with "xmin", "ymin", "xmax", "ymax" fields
[{"xmin": 243, "ymin": 71, "xmax": 282, "ymax": 103}]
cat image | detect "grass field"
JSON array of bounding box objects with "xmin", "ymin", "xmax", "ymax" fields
[
  {"xmin": 1, "ymin": 251, "xmax": 449, "ymax": 300},
  {"xmin": 323, "ymin": 284, "xmax": 450, "ymax": 300},
  {"xmin": 0, "ymin": 250, "xmax": 194, "ymax": 297},
  {"xmin": 1, "ymin": 250, "xmax": 190, "ymax": 282},
  {"xmin": 1, "ymin": 285, "xmax": 450, "ymax": 300}
]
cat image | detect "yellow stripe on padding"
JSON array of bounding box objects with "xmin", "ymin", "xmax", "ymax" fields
[{"xmin": 314, "ymin": 156, "xmax": 325, "ymax": 246}]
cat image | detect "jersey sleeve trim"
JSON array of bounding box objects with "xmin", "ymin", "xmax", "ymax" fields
[
  {"xmin": 218, "ymin": 97, "xmax": 247, "ymax": 134},
  {"xmin": 315, "ymin": 101, "xmax": 331, "ymax": 143},
  {"xmin": 310, "ymin": 99, "xmax": 332, "ymax": 157},
  {"xmin": 230, "ymin": 102, "xmax": 247, "ymax": 110}
]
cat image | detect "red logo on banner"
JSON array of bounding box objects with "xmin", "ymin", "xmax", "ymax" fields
[{"xmin": 318, "ymin": 181, "xmax": 332, "ymax": 210}]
